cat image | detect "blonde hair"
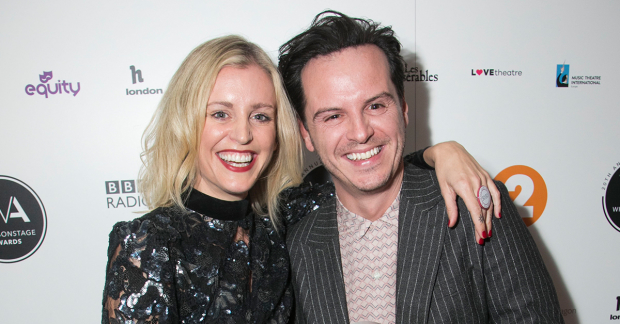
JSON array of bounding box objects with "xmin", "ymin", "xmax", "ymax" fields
[{"xmin": 139, "ymin": 35, "xmax": 303, "ymax": 226}]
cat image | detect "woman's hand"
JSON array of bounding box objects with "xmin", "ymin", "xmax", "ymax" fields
[{"xmin": 423, "ymin": 141, "xmax": 502, "ymax": 245}]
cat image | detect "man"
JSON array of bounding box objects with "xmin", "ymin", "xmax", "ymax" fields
[{"xmin": 279, "ymin": 11, "xmax": 563, "ymax": 324}]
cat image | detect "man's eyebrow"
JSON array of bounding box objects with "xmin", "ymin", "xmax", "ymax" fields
[
  {"xmin": 312, "ymin": 107, "xmax": 342, "ymax": 122},
  {"xmin": 364, "ymin": 92, "xmax": 396, "ymax": 106},
  {"xmin": 311, "ymin": 92, "xmax": 396, "ymax": 122}
]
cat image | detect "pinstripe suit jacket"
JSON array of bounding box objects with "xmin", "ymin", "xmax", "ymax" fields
[{"xmin": 286, "ymin": 162, "xmax": 564, "ymax": 324}]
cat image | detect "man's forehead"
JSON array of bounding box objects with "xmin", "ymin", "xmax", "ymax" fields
[
  {"xmin": 301, "ymin": 45, "xmax": 395, "ymax": 107},
  {"xmin": 303, "ymin": 44, "xmax": 389, "ymax": 72}
]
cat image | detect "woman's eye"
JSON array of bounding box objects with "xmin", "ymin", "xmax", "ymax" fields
[
  {"xmin": 253, "ymin": 113, "xmax": 272, "ymax": 122},
  {"xmin": 212, "ymin": 111, "xmax": 228, "ymax": 119}
]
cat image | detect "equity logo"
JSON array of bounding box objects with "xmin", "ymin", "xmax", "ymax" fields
[
  {"xmin": 126, "ymin": 65, "xmax": 163, "ymax": 96},
  {"xmin": 24, "ymin": 71, "xmax": 81, "ymax": 98},
  {"xmin": 556, "ymin": 62, "xmax": 601, "ymax": 88},
  {"xmin": 0, "ymin": 176, "xmax": 47, "ymax": 263},
  {"xmin": 494, "ymin": 165, "xmax": 547, "ymax": 226},
  {"xmin": 105, "ymin": 180, "xmax": 146, "ymax": 208},
  {"xmin": 602, "ymin": 161, "xmax": 620, "ymax": 232},
  {"xmin": 471, "ymin": 68, "xmax": 522, "ymax": 76},
  {"xmin": 404, "ymin": 63, "xmax": 438, "ymax": 82}
]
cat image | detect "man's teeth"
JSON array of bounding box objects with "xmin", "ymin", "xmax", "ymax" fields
[
  {"xmin": 218, "ymin": 152, "xmax": 253, "ymax": 166},
  {"xmin": 346, "ymin": 147, "xmax": 381, "ymax": 161}
]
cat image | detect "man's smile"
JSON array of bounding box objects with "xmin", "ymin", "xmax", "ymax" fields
[{"xmin": 345, "ymin": 146, "xmax": 382, "ymax": 161}]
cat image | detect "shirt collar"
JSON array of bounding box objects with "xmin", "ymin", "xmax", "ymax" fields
[{"xmin": 336, "ymin": 193, "xmax": 400, "ymax": 239}]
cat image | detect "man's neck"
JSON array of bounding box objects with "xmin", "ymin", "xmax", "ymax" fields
[{"xmin": 334, "ymin": 164, "xmax": 404, "ymax": 222}]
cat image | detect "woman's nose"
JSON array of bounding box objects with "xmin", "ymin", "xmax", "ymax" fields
[{"xmin": 230, "ymin": 118, "xmax": 253, "ymax": 144}]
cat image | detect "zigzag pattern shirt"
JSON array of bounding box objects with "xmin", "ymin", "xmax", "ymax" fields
[{"xmin": 337, "ymin": 194, "xmax": 400, "ymax": 324}]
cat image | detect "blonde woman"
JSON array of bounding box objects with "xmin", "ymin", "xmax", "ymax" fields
[{"xmin": 102, "ymin": 35, "xmax": 499, "ymax": 323}]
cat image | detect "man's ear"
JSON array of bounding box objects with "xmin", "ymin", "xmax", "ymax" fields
[
  {"xmin": 298, "ymin": 119, "xmax": 315, "ymax": 152},
  {"xmin": 402, "ymin": 99, "xmax": 409, "ymax": 127}
]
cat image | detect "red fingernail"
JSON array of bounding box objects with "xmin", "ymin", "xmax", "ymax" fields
[
  {"xmin": 488, "ymin": 230, "xmax": 492, "ymax": 237},
  {"xmin": 478, "ymin": 238, "xmax": 485, "ymax": 245},
  {"xmin": 482, "ymin": 231, "xmax": 488, "ymax": 239},
  {"xmin": 498, "ymin": 212, "xmax": 502, "ymax": 218}
]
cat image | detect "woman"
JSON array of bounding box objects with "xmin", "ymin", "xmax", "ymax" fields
[
  {"xmin": 103, "ymin": 36, "xmax": 302, "ymax": 324},
  {"xmin": 102, "ymin": 36, "xmax": 498, "ymax": 323}
]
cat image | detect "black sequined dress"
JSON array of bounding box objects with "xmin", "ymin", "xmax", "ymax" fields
[{"xmin": 101, "ymin": 189, "xmax": 324, "ymax": 324}]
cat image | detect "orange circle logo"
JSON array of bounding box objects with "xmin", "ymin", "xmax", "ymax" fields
[{"xmin": 494, "ymin": 165, "xmax": 547, "ymax": 226}]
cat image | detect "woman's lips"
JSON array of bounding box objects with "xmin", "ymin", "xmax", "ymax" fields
[{"xmin": 217, "ymin": 151, "xmax": 256, "ymax": 172}]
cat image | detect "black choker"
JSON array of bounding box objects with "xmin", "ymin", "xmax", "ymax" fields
[{"xmin": 185, "ymin": 189, "xmax": 250, "ymax": 221}]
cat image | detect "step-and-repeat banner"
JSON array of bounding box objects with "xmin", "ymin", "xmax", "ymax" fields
[{"xmin": 1, "ymin": 1, "xmax": 618, "ymax": 322}]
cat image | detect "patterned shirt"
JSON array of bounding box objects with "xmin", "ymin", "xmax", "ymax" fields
[{"xmin": 337, "ymin": 194, "xmax": 400, "ymax": 324}]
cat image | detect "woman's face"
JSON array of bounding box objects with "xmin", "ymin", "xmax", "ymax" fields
[{"xmin": 194, "ymin": 64, "xmax": 277, "ymax": 201}]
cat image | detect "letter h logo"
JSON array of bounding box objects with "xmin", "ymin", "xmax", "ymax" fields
[{"xmin": 130, "ymin": 65, "xmax": 144, "ymax": 84}]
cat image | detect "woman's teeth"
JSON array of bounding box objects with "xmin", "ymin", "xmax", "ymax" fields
[
  {"xmin": 346, "ymin": 147, "xmax": 381, "ymax": 161},
  {"xmin": 218, "ymin": 152, "xmax": 253, "ymax": 167}
]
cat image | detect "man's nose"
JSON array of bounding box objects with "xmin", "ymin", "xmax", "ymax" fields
[
  {"xmin": 230, "ymin": 118, "xmax": 253, "ymax": 144},
  {"xmin": 346, "ymin": 113, "xmax": 374, "ymax": 143}
]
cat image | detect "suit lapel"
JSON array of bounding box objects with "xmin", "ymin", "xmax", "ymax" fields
[
  {"xmin": 306, "ymin": 198, "xmax": 350, "ymax": 324},
  {"xmin": 395, "ymin": 164, "xmax": 448, "ymax": 324}
]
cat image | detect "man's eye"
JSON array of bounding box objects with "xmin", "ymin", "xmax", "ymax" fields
[
  {"xmin": 325, "ymin": 114, "xmax": 340, "ymax": 121},
  {"xmin": 212, "ymin": 111, "xmax": 228, "ymax": 119},
  {"xmin": 369, "ymin": 103, "xmax": 384, "ymax": 110},
  {"xmin": 253, "ymin": 113, "xmax": 272, "ymax": 122}
]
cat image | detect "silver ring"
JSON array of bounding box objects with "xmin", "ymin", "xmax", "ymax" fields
[{"xmin": 477, "ymin": 186, "xmax": 491, "ymax": 209}]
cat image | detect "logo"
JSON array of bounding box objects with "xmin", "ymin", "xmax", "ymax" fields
[
  {"xmin": 126, "ymin": 65, "xmax": 163, "ymax": 96},
  {"xmin": 556, "ymin": 62, "xmax": 601, "ymax": 88},
  {"xmin": 24, "ymin": 71, "xmax": 81, "ymax": 98},
  {"xmin": 494, "ymin": 165, "xmax": 547, "ymax": 226},
  {"xmin": 471, "ymin": 68, "xmax": 522, "ymax": 76},
  {"xmin": 105, "ymin": 180, "xmax": 146, "ymax": 208},
  {"xmin": 556, "ymin": 64, "xmax": 569, "ymax": 87},
  {"xmin": 602, "ymin": 162, "xmax": 620, "ymax": 232},
  {"xmin": 610, "ymin": 296, "xmax": 620, "ymax": 320},
  {"xmin": 0, "ymin": 176, "xmax": 47, "ymax": 263},
  {"xmin": 404, "ymin": 63, "xmax": 438, "ymax": 82},
  {"xmin": 130, "ymin": 65, "xmax": 144, "ymax": 84}
]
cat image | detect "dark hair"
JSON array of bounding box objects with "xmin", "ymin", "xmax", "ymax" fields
[{"xmin": 278, "ymin": 10, "xmax": 406, "ymax": 125}]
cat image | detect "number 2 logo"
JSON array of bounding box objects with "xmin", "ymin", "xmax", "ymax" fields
[{"xmin": 495, "ymin": 165, "xmax": 548, "ymax": 226}]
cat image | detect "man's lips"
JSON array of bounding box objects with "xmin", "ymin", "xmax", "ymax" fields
[
  {"xmin": 345, "ymin": 146, "xmax": 382, "ymax": 161},
  {"xmin": 217, "ymin": 151, "xmax": 256, "ymax": 172}
]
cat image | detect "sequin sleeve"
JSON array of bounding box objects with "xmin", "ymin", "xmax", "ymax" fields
[
  {"xmin": 404, "ymin": 147, "xmax": 434, "ymax": 170},
  {"xmin": 280, "ymin": 181, "xmax": 335, "ymax": 227},
  {"xmin": 102, "ymin": 213, "xmax": 179, "ymax": 324}
]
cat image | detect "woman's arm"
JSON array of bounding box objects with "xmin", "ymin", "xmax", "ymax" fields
[
  {"xmin": 102, "ymin": 220, "xmax": 177, "ymax": 324},
  {"xmin": 407, "ymin": 141, "xmax": 502, "ymax": 245}
]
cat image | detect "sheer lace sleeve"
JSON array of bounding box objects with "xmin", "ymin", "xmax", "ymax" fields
[
  {"xmin": 102, "ymin": 217, "xmax": 178, "ymax": 324},
  {"xmin": 280, "ymin": 181, "xmax": 335, "ymax": 228},
  {"xmin": 404, "ymin": 147, "xmax": 434, "ymax": 170}
]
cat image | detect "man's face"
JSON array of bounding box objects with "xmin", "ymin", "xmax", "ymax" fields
[{"xmin": 300, "ymin": 45, "xmax": 408, "ymax": 196}]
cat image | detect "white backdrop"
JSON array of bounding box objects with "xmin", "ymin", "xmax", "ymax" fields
[{"xmin": 1, "ymin": 1, "xmax": 618, "ymax": 323}]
